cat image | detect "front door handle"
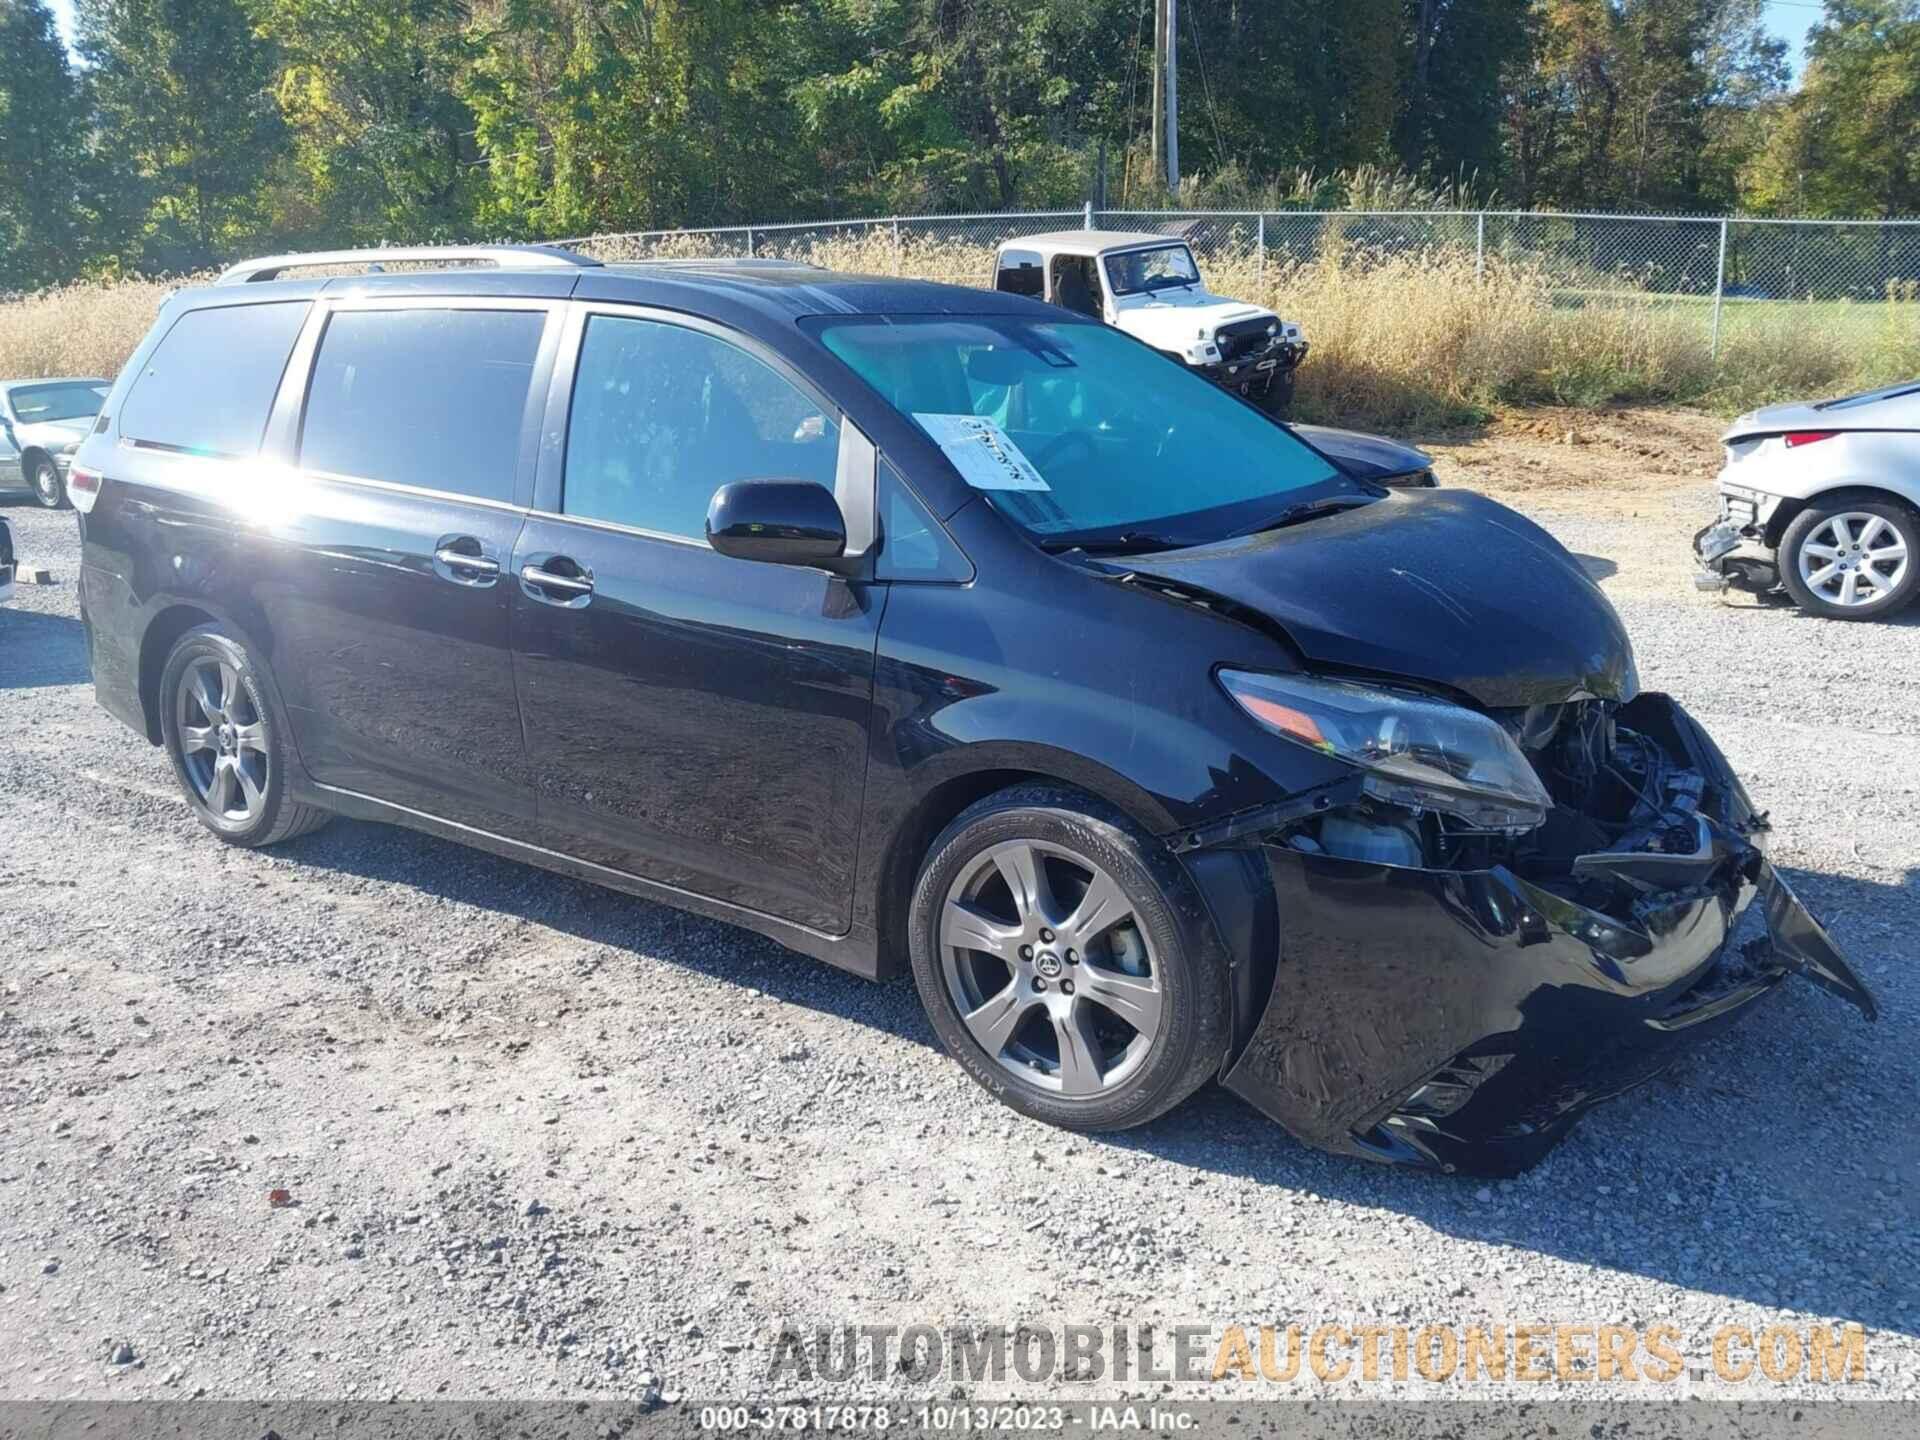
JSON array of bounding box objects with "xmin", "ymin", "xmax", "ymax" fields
[{"xmin": 520, "ymin": 559, "xmax": 594, "ymax": 608}]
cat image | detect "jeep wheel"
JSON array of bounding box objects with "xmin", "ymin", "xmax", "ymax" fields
[{"xmin": 1257, "ymin": 374, "xmax": 1296, "ymax": 417}]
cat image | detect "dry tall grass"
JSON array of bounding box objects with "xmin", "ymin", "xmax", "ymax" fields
[
  {"xmin": 5, "ymin": 237, "xmax": 1915, "ymax": 432},
  {"xmin": 0, "ymin": 275, "xmax": 203, "ymax": 382}
]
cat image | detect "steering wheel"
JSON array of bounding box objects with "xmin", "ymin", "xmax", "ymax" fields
[{"xmin": 1033, "ymin": 431, "xmax": 1097, "ymax": 473}]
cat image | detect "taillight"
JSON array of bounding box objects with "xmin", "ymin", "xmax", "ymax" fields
[
  {"xmin": 67, "ymin": 463, "xmax": 103, "ymax": 514},
  {"xmin": 1784, "ymin": 431, "xmax": 1839, "ymax": 448}
]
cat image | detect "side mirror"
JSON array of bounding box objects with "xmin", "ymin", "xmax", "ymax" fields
[{"xmin": 706, "ymin": 479, "xmax": 847, "ymax": 567}]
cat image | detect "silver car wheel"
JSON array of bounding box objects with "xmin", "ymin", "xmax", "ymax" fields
[
  {"xmin": 1797, "ymin": 511, "xmax": 1910, "ymax": 609},
  {"xmin": 175, "ymin": 656, "xmax": 268, "ymax": 824},
  {"xmin": 32, "ymin": 458, "xmax": 64, "ymax": 508},
  {"xmin": 938, "ymin": 839, "xmax": 1162, "ymax": 1096}
]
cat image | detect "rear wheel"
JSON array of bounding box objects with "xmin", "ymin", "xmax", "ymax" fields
[
  {"xmin": 1780, "ymin": 498, "xmax": 1918, "ymax": 620},
  {"xmin": 30, "ymin": 456, "xmax": 66, "ymax": 509},
  {"xmin": 907, "ymin": 784, "xmax": 1230, "ymax": 1131},
  {"xmin": 159, "ymin": 626, "xmax": 330, "ymax": 846}
]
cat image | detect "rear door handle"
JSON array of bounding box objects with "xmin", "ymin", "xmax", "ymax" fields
[
  {"xmin": 434, "ymin": 546, "xmax": 500, "ymax": 575},
  {"xmin": 520, "ymin": 560, "xmax": 594, "ymax": 608},
  {"xmin": 433, "ymin": 535, "xmax": 501, "ymax": 586}
]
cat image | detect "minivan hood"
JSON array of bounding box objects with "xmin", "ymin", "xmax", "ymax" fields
[
  {"xmin": 1119, "ymin": 489, "xmax": 1635, "ymax": 708},
  {"xmin": 1291, "ymin": 424, "xmax": 1432, "ymax": 483}
]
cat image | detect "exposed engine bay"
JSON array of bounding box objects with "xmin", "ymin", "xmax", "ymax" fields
[
  {"xmin": 1219, "ymin": 692, "xmax": 1877, "ymax": 1176},
  {"xmin": 1286, "ymin": 697, "xmax": 1748, "ymax": 909}
]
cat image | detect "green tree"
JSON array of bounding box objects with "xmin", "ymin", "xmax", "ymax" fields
[
  {"xmin": 0, "ymin": 0, "xmax": 86, "ymax": 289},
  {"xmin": 1170, "ymin": 0, "xmax": 1401, "ymax": 180},
  {"xmin": 1744, "ymin": 0, "xmax": 1920, "ymax": 216},
  {"xmin": 251, "ymin": 0, "xmax": 479, "ymax": 246},
  {"xmin": 1399, "ymin": 0, "xmax": 1532, "ymax": 182},
  {"xmin": 1503, "ymin": 0, "xmax": 1785, "ymax": 210},
  {"xmin": 788, "ymin": 0, "xmax": 1105, "ymax": 215},
  {"xmin": 463, "ymin": 0, "xmax": 823, "ymax": 238},
  {"xmin": 79, "ymin": 0, "xmax": 285, "ymax": 267}
]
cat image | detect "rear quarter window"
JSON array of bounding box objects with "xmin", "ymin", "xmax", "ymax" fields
[{"xmin": 119, "ymin": 301, "xmax": 311, "ymax": 458}]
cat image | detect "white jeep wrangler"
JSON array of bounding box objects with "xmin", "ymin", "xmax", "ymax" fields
[{"xmin": 991, "ymin": 230, "xmax": 1307, "ymax": 413}]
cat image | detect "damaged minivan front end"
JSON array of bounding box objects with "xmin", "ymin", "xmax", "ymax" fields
[{"xmin": 1206, "ymin": 687, "xmax": 1877, "ymax": 1176}]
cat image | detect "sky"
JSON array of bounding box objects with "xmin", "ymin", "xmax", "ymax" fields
[
  {"xmin": 43, "ymin": 0, "xmax": 1822, "ymax": 84},
  {"xmin": 1765, "ymin": 0, "xmax": 1823, "ymax": 78}
]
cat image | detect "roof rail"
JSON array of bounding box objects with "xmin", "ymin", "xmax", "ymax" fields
[
  {"xmin": 615, "ymin": 257, "xmax": 823, "ymax": 271},
  {"xmin": 216, "ymin": 244, "xmax": 602, "ymax": 285}
]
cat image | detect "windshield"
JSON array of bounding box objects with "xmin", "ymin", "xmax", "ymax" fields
[
  {"xmin": 816, "ymin": 317, "xmax": 1348, "ymax": 548},
  {"xmin": 1103, "ymin": 245, "xmax": 1201, "ymax": 296},
  {"xmin": 8, "ymin": 381, "xmax": 108, "ymax": 425}
]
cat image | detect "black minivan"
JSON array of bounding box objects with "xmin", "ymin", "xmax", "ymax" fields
[{"xmin": 71, "ymin": 245, "xmax": 1875, "ymax": 1176}]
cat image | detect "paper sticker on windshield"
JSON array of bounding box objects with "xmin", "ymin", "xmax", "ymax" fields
[{"xmin": 913, "ymin": 413, "xmax": 1051, "ymax": 492}]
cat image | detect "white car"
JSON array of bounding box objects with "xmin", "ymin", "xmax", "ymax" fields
[
  {"xmin": 992, "ymin": 231, "xmax": 1307, "ymax": 413},
  {"xmin": 1694, "ymin": 381, "xmax": 1920, "ymax": 620},
  {"xmin": 1, "ymin": 377, "xmax": 112, "ymax": 509}
]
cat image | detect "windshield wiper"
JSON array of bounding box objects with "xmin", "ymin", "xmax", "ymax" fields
[
  {"xmin": 1227, "ymin": 494, "xmax": 1376, "ymax": 539},
  {"xmin": 1039, "ymin": 531, "xmax": 1191, "ymax": 556}
]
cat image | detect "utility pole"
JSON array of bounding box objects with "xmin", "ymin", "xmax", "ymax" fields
[
  {"xmin": 1165, "ymin": 0, "xmax": 1178, "ymax": 194},
  {"xmin": 1150, "ymin": 0, "xmax": 1165, "ymax": 192}
]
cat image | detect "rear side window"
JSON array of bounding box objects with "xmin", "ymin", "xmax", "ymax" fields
[
  {"xmin": 120, "ymin": 301, "xmax": 310, "ymax": 458},
  {"xmin": 301, "ymin": 307, "xmax": 547, "ymax": 503}
]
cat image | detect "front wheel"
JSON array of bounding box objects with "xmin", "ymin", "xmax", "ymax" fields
[
  {"xmin": 159, "ymin": 626, "xmax": 331, "ymax": 846},
  {"xmin": 1246, "ymin": 371, "xmax": 1296, "ymax": 418},
  {"xmin": 907, "ymin": 784, "xmax": 1230, "ymax": 1132},
  {"xmin": 1780, "ymin": 498, "xmax": 1918, "ymax": 620},
  {"xmin": 30, "ymin": 457, "xmax": 66, "ymax": 509}
]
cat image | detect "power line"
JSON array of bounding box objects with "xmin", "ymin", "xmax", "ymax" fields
[
  {"xmin": 1185, "ymin": 0, "xmax": 1231, "ymax": 174},
  {"xmin": 1119, "ymin": 0, "xmax": 1148, "ymax": 207}
]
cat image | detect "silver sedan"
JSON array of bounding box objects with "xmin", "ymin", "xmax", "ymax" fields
[{"xmin": 2, "ymin": 377, "xmax": 111, "ymax": 509}]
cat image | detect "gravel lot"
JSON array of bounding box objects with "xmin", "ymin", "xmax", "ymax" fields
[{"xmin": 2, "ymin": 407, "xmax": 1915, "ymax": 1404}]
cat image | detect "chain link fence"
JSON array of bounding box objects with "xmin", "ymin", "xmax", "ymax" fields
[{"xmin": 559, "ymin": 208, "xmax": 1920, "ymax": 357}]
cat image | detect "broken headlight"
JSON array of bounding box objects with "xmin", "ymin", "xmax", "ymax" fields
[{"xmin": 1219, "ymin": 670, "xmax": 1553, "ymax": 831}]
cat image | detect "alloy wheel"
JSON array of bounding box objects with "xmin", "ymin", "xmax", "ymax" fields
[
  {"xmin": 1797, "ymin": 512, "xmax": 1909, "ymax": 609},
  {"xmin": 938, "ymin": 839, "xmax": 1163, "ymax": 1096},
  {"xmin": 176, "ymin": 657, "xmax": 268, "ymax": 824},
  {"xmin": 32, "ymin": 459, "xmax": 63, "ymax": 508}
]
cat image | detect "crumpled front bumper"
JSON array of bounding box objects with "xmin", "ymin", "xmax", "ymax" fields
[
  {"xmin": 1219, "ymin": 695, "xmax": 1876, "ymax": 1177},
  {"xmin": 1693, "ymin": 491, "xmax": 1781, "ymax": 594}
]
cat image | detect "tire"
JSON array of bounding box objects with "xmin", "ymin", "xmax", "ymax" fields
[
  {"xmin": 907, "ymin": 783, "xmax": 1231, "ymax": 1132},
  {"xmin": 1779, "ymin": 495, "xmax": 1919, "ymax": 621},
  {"xmin": 1257, "ymin": 372, "xmax": 1296, "ymax": 417},
  {"xmin": 158, "ymin": 625, "xmax": 331, "ymax": 847},
  {"xmin": 30, "ymin": 456, "xmax": 66, "ymax": 509}
]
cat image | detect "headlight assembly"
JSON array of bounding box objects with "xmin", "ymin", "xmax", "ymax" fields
[{"xmin": 1219, "ymin": 670, "xmax": 1553, "ymax": 830}]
